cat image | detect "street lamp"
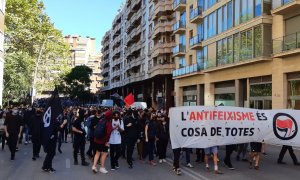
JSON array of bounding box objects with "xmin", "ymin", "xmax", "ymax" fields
[{"xmin": 31, "ymin": 35, "xmax": 54, "ymax": 105}]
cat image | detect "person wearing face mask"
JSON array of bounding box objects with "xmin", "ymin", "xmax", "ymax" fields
[
  {"xmin": 156, "ymin": 115, "xmax": 169, "ymax": 164},
  {"xmin": 72, "ymin": 108, "xmax": 90, "ymax": 166},
  {"xmin": 4, "ymin": 107, "xmax": 24, "ymax": 160},
  {"xmin": 123, "ymin": 109, "xmax": 140, "ymax": 168},
  {"xmin": 28, "ymin": 108, "xmax": 43, "ymax": 161},
  {"xmin": 144, "ymin": 112, "xmax": 157, "ymax": 166},
  {"xmin": 109, "ymin": 111, "xmax": 124, "ymax": 170}
]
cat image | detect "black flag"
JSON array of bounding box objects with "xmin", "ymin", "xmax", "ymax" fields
[{"xmin": 42, "ymin": 88, "xmax": 63, "ymax": 151}]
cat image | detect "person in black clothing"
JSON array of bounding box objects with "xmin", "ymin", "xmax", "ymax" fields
[
  {"xmin": 156, "ymin": 115, "xmax": 169, "ymax": 163},
  {"xmin": 28, "ymin": 108, "xmax": 43, "ymax": 161},
  {"xmin": 57, "ymin": 110, "xmax": 68, "ymax": 153},
  {"xmin": 42, "ymin": 115, "xmax": 60, "ymax": 173},
  {"xmin": 123, "ymin": 109, "xmax": 140, "ymax": 168},
  {"xmin": 277, "ymin": 145, "xmax": 300, "ymax": 165},
  {"xmin": 72, "ymin": 108, "xmax": 89, "ymax": 166},
  {"xmin": 144, "ymin": 112, "xmax": 157, "ymax": 166},
  {"xmin": 23, "ymin": 107, "xmax": 35, "ymax": 144},
  {"xmin": 86, "ymin": 109, "xmax": 100, "ymax": 159},
  {"xmin": 224, "ymin": 144, "xmax": 237, "ymax": 170},
  {"xmin": 4, "ymin": 108, "xmax": 23, "ymax": 160}
]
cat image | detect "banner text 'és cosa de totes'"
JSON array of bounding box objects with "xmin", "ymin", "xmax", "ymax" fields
[{"xmin": 169, "ymin": 106, "xmax": 299, "ymax": 149}]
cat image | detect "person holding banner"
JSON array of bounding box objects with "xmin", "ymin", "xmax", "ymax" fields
[
  {"xmin": 204, "ymin": 146, "xmax": 223, "ymax": 174},
  {"xmin": 277, "ymin": 145, "xmax": 300, "ymax": 165},
  {"xmin": 249, "ymin": 142, "xmax": 262, "ymax": 170}
]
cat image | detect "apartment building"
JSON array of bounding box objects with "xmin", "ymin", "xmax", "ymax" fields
[
  {"xmin": 86, "ymin": 53, "xmax": 102, "ymax": 94},
  {"xmin": 0, "ymin": 0, "xmax": 5, "ymax": 107},
  {"xmin": 172, "ymin": 0, "xmax": 300, "ymax": 110},
  {"xmin": 100, "ymin": 0, "xmax": 175, "ymax": 110},
  {"xmin": 64, "ymin": 35, "xmax": 97, "ymax": 66},
  {"xmin": 64, "ymin": 35, "xmax": 102, "ymax": 94}
]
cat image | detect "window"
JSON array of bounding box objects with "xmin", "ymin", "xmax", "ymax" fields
[
  {"xmin": 179, "ymin": 57, "xmax": 186, "ymax": 68},
  {"xmin": 255, "ymin": 0, "xmax": 262, "ymax": 17},
  {"xmin": 208, "ymin": 11, "xmax": 216, "ymax": 38},
  {"xmin": 197, "ymin": 23, "xmax": 204, "ymax": 40},
  {"xmin": 240, "ymin": 29, "xmax": 253, "ymax": 60},
  {"xmin": 180, "ymin": 12, "xmax": 186, "ymax": 26},
  {"xmin": 233, "ymin": 33, "xmax": 240, "ymax": 62},
  {"xmin": 204, "ymin": 17, "xmax": 208, "ymax": 40},
  {"xmin": 222, "ymin": 5, "xmax": 227, "ymax": 32},
  {"xmin": 228, "ymin": 37, "xmax": 233, "ymax": 63},
  {"xmin": 254, "ymin": 26, "xmax": 262, "ymax": 57},
  {"xmin": 217, "ymin": 8, "xmax": 222, "ymax": 34},
  {"xmin": 179, "ymin": 34, "xmax": 186, "ymax": 45},
  {"xmin": 234, "ymin": 0, "xmax": 240, "ymax": 26},
  {"xmin": 228, "ymin": 1, "xmax": 233, "ymax": 29}
]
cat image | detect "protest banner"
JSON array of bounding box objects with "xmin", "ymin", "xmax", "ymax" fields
[{"xmin": 169, "ymin": 106, "xmax": 300, "ymax": 149}]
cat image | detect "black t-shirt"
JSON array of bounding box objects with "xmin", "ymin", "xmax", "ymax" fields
[
  {"xmin": 72, "ymin": 118, "xmax": 86, "ymax": 138},
  {"xmin": 4, "ymin": 113, "xmax": 24, "ymax": 135}
]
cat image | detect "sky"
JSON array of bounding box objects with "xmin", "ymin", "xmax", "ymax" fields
[{"xmin": 42, "ymin": 0, "xmax": 125, "ymax": 51}]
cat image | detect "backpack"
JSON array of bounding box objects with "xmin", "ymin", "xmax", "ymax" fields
[{"xmin": 94, "ymin": 118, "xmax": 106, "ymax": 139}]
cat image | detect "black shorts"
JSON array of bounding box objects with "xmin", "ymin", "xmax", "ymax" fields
[
  {"xmin": 95, "ymin": 144, "xmax": 108, "ymax": 153},
  {"xmin": 250, "ymin": 142, "xmax": 262, "ymax": 152}
]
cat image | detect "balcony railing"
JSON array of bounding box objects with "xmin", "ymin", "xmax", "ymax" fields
[
  {"xmin": 172, "ymin": 44, "xmax": 186, "ymax": 54},
  {"xmin": 172, "ymin": 63, "xmax": 202, "ymax": 77},
  {"xmin": 273, "ymin": 31, "xmax": 300, "ymax": 55},
  {"xmin": 189, "ymin": 34, "xmax": 203, "ymax": 47},
  {"xmin": 190, "ymin": 6, "xmax": 203, "ymax": 20},
  {"xmin": 173, "ymin": 0, "xmax": 186, "ymax": 9},
  {"xmin": 172, "ymin": 20, "xmax": 186, "ymax": 31}
]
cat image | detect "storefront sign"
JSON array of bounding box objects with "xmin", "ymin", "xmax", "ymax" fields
[{"xmin": 169, "ymin": 106, "xmax": 300, "ymax": 149}]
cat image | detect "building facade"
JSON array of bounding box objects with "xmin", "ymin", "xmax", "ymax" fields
[
  {"xmin": 86, "ymin": 53, "xmax": 102, "ymax": 94},
  {"xmin": 64, "ymin": 35, "xmax": 102, "ymax": 94},
  {"xmin": 172, "ymin": 0, "xmax": 300, "ymax": 110},
  {"xmin": 0, "ymin": 0, "xmax": 5, "ymax": 107},
  {"xmin": 100, "ymin": 0, "xmax": 175, "ymax": 110}
]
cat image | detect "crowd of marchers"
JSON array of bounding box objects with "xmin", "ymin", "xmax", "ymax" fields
[{"xmin": 0, "ymin": 106, "xmax": 299, "ymax": 176}]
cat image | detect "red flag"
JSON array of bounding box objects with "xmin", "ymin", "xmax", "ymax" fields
[{"xmin": 124, "ymin": 93, "xmax": 135, "ymax": 108}]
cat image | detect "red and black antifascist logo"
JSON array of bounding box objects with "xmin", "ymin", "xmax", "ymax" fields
[{"xmin": 273, "ymin": 113, "xmax": 298, "ymax": 140}]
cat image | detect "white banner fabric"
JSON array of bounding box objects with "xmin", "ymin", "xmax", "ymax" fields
[{"xmin": 169, "ymin": 106, "xmax": 300, "ymax": 149}]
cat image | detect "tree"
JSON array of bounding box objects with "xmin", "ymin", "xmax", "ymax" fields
[
  {"xmin": 58, "ymin": 65, "xmax": 93, "ymax": 101},
  {"xmin": 4, "ymin": 0, "xmax": 71, "ymax": 105}
]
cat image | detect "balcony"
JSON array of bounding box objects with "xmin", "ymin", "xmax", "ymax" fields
[
  {"xmin": 148, "ymin": 63, "xmax": 175, "ymax": 78},
  {"xmin": 189, "ymin": 34, "xmax": 203, "ymax": 50},
  {"xmin": 172, "ymin": 20, "xmax": 186, "ymax": 34},
  {"xmin": 124, "ymin": 71, "xmax": 145, "ymax": 85},
  {"xmin": 172, "ymin": 44, "xmax": 186, "ymax": 57},
  {"xmin": 173, "ymin": 0, "xmax": 186, "ymax": 12},
  {"xmin": 172, "ymin": 64, "xmax": 202, "ymax": 78},
  {"xmin": 153, "ymin": 20, "xmax": 174, "ymax": 37},
  {"xmin": 151, "ymin": 42, "xmax": 174, "ymax": 58},
  {"xmin": 190, "ymin": 6, "xmax": 203, "ymax": 24},
  {"xmin": 272, "ymin": 0, "xmax": 300, "ymax": 15},
  {"xmin": 153, "ymin": 0, "xmax": 173, "ymax": 20},
  {"xmin": 273, "ymin": 31, "xmax": 300, "ymax": 58}
]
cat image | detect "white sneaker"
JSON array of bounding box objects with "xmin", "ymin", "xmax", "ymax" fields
[
  {"xmin": 99, "ymin": 167, "xmax": 108, "ymax": 174},
  {"xmin": 162, "ymin": 159, "xmax": 167, "ymax": 163},
  {"xmin": 186, "ymin": 163, "xmax": 194, "ymax": 168},
  {"xmin": 159, "ymin": 159, "xmax": 163, "ymax": 164}
]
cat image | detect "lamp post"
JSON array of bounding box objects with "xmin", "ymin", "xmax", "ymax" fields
[{"xmin": 31, "ymin": 35, "xmax": 54, "ymax": 105}]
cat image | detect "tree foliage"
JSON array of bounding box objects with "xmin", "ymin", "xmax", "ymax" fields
[
  {"xmin": 4, "ymin": 0, "xmax": 71, "ymax": 105},
  {"xmin": 58, "ymin": 65, "xmax": 93, "ymax": 101}
]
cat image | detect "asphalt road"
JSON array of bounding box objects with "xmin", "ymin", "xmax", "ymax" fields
[{"xmin": 0, "ymin": 140, "xmax": 299, "ymax": 180}]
